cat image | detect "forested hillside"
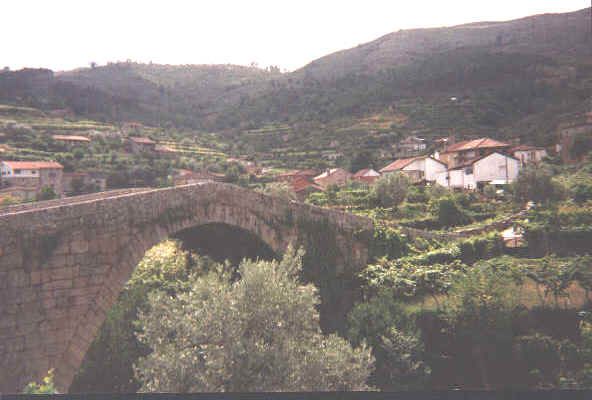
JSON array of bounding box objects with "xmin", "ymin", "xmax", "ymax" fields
[{"xmin": 1, "ymin": 8, "xmax": 591, "ymax": 153}]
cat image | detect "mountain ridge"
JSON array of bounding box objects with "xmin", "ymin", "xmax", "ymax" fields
[{"xmin": 1, "ymin": 7, "xmax": 591, "ymax": 151}]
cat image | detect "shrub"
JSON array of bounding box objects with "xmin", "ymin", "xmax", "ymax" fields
[
  {"xmin": 436, "ymin": 197, "xmax": 471, "ymax": 227},
  {"xmin": 370, "ymin": 225, "xmax": 409, "ymax": 259},
  {"xmin": 347, "ymin": 292, "xmax": 430, "ymax": 390},
  {"xmin": 371, "ymin": 173, "xmax": 410, "ymax": 208},
  {"xmin": 23, "ymin": 369, "xmax": 57, "ymax": 394},
  {"xmin": 257, "ymin": 182, "xmax": 297, "ymax": 201},
  {"xmin": 135, "ymin": 247, "xmax": 375, "ymax": 391},
  {"xmin": 36, "ymin": 186, "xmax": 57, "ymax": 201},
  {"xmin": 513, "ymin": 164, "xmax": 565, "ymax": 205},
  {"xmin": 572, "ymin": 182, "xmax": 592, "ymax": 204}
]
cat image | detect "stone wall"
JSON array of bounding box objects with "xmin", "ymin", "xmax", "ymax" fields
[{"xmin": 0, "ymin": 183, "xmax": 372, "ymax": 393}]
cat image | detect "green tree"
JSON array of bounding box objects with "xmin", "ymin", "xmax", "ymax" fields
[
  {"xmin": 36, "ymin": 186, "xmax": 57, "ymax": 201},
  {"xmin": 224, "ymin": 164, "xmax": 242, "ymax": 183},
  {"xmin": 258, "ymin": 182, "xmax": 297, "ymax": 201},
  {"xmin": 371, "ymin": 173, "xmax": 410, "ymax": 208},
  {"xmin": 436, "ymin": 197, "xmax": 470, "ymax": 227},
  {"xmin": 347, "ymin": 291, "xmax": 430, "ymax": 390},
  {"xmin": 135, "ymin": 247, "xmax": 374, "ymax": 392},
  {"xmin": 349, "ymin": 150, "xmax": 375, "ymax": 173},
  {"xmin": 513, "ymin": 164, "xmax": 564, "ymax": 205}
]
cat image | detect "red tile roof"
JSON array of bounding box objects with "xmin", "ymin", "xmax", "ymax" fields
[
  {"xmin": 291, "ymin": 176, "xmax": 324, "ymax": 193},
  {"xmin": 448, "ymin": 151, "xmax": 519, "ymax": 170},
  {"xmin": 129, "ymin": 136, "xmax": 155, "ymax": 145},
  {"xmin": 52, "ymin": 135, "xmax": 91, "ymax": 142},
  {"xmin": 314, "ymin": 168, "xmax": 351, "ymax": 180},
  {"xmin": 2, "ymin": 161, "xmax": 63, "ymax": 170},
  {"xmin": 380, "ymin": 157, "xmax": 422, "ymax": 173},
  {"xmin": 277, "ymin": 169, "xmax": 318, "ymax": 179},
  {"xmin": 443, "ymin": 138, "xmax": 509, "ymax": 153},
  {"xmin": 353, "ymin": 168, "xmax": 380, "ymax": 178}
]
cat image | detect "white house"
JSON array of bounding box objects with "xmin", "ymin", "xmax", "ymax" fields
[
  {"xmin": 380, "ymin": 156, "xmax": 447, "ymax": 183},
  {"xmin": 510, "ymin": 145, "xmax": 548, "ymax": 166},
  {"xmin": 436, "ymin": 152, "xmax": 520, "ymax": 190}
]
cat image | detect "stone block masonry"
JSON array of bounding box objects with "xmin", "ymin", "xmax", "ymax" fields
[{"xmin": 0, "ymin": 182, "xmax": 372, "ymax": 393}]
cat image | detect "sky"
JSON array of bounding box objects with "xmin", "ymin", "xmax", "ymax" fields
[{"xmin": 1, "ymin": 0, "xmax": 589, "ymax": 72}]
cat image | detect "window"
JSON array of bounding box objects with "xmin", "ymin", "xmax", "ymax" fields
[
  {"xmin": 31, "ymin": 170, "xmax": 37, "ymax": 175},
  {"xmin": 49, "ymin": 172, "xmax": 56, "ymax": 178},
  {"xmin": 465, "ymin": 167, "xmax": 473, "ymax": 175},
  {"xmin": 14, "ymin": 169, "xmax": 21, "ymax": 175}
]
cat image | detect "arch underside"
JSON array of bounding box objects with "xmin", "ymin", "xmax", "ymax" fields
[{"xmin": 172, "ymin": 223, "xmax": 278, "ymax": 265}]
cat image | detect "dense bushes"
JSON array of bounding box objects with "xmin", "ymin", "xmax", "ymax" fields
[
  {"xmin": 354, "ymin": 257, "xmax": 592, "ymax": 389},
  {"xmin": 513, "ymin": 164, "xmax": 565, "ymax": 205},
  {"xmin": 523, "ymin": 204, "xmax": 592, "ymax": 257},
  {"xmin": 369, "ymin": 225, "xmax": 410, "ymax": 260},
  {"xmin": 370, "ymin": 173, "xmax": 410, "ymax": 208},
  {"xmin": 135, "ymin": 247, "xmax": 375, "ymax": 392}
]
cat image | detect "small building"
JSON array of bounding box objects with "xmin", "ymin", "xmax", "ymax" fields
[
  {"xmin": 291, "ymin": 176, "xmax": 324, "ymax": 201},
  {"xmin": 435, "ymin": 152, "xmax": 520, "ymax": 190},
  {"xmin": 510, "ymin": 145, "xmax": 548, "ymax": 166},
  {"xmin": 438, "ymin": 138, "xmax": 510, "ymax": 169},
  {"xmin": 397, "ymin": 136, "xmax": 426, "ymax": 155},
  {"xmin": 380, "ymin": 156, "xmax": 447, "ymax": 183},
  {"xmin": 313, "ymin": 168, "xmax": 352, "ymax": 188},
  {"xmin": 52, "ymin": 135, "xmax": 91, "ymax": 145},
  {"xmin": 128, "ymin": 137, "xmax": 156, "ymax": 154},
  {"xmin": 275, "ymin": 169, "xmax": 318, "ymax": 183},
  {"xmin": 352, "ymin": 168, "xmax": 381, "ymax": 185},
  {"xmin": 0, "ymin": 160, "xmax": 63, "ymax": 199}
]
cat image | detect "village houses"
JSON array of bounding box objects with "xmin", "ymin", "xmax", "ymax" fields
[
  {"xmin": 380, "ymin": 156, "xmax": 446, "ymax": 184},
  {"xmin": 352, "ymin": 168, "xmax": 381, "ymax": 185},
  {"xmin": 435, "ymin": 138, "xmax": 510, "ymax": 169},
  {"xmin": 435, "ymin": 152, "xmax": 521, "ymax": 190},
  {"xmin": 52, "ymin": 134, "xmax": 91, "ymax": 146},
  {"xmin": 0, "ymin": 160, "xmax": 64, "ymax": 200},
  {"xmin": 313, "ymin": 168, "xmax": 352, "ymax": 188}
]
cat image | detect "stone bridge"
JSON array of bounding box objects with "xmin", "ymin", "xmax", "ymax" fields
[{"xmin": 0, "ymin": 183, "xmax": 373, "ymax": 393}]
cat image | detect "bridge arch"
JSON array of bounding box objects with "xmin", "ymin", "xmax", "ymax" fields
[{"xmin": 0, "ymin": 183, "xmax": 372, "ymax": 393}]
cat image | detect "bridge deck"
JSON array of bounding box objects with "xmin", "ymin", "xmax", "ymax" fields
[{"xmin": 0, "ymin": 187, "xmax": 153, "ymax": 216}]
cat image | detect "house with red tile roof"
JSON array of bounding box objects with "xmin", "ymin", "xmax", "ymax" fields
[
  {"xmin": 352, "ymin": 168, "xmax": 381, "ymax": 184},
  {"xmin": 52, "ymin": 135, "xmax": 91, "ymax": 144},
  {"xmin": 313, "ymin": 168, "xmax": 352, "ymax": 188},
  {"xmin": 275, "ymin": 169, "xmax": 319, "ymax": 183},
  {"xmin": 291, "ymin": 176, "xmax": 324, "ymax": 201},
  {"xmin": 0, "ymin": 161, "xmax": 64, "ymax": 199},
  {"xmin": 380, "ymin": 156, "xmax": 447, "ymax": 183},
  {"xmin": 437, "ymin": 137, "xmax": 510, "ymax": 168},
  {"xmin": 435, "ymin": 152, "xmax": 520, "ymax": 190}
]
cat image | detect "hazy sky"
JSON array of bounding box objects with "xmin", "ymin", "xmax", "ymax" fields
[{"xmin": 2, "ymin": 0, "xmax": 589, "ymax": 72}]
